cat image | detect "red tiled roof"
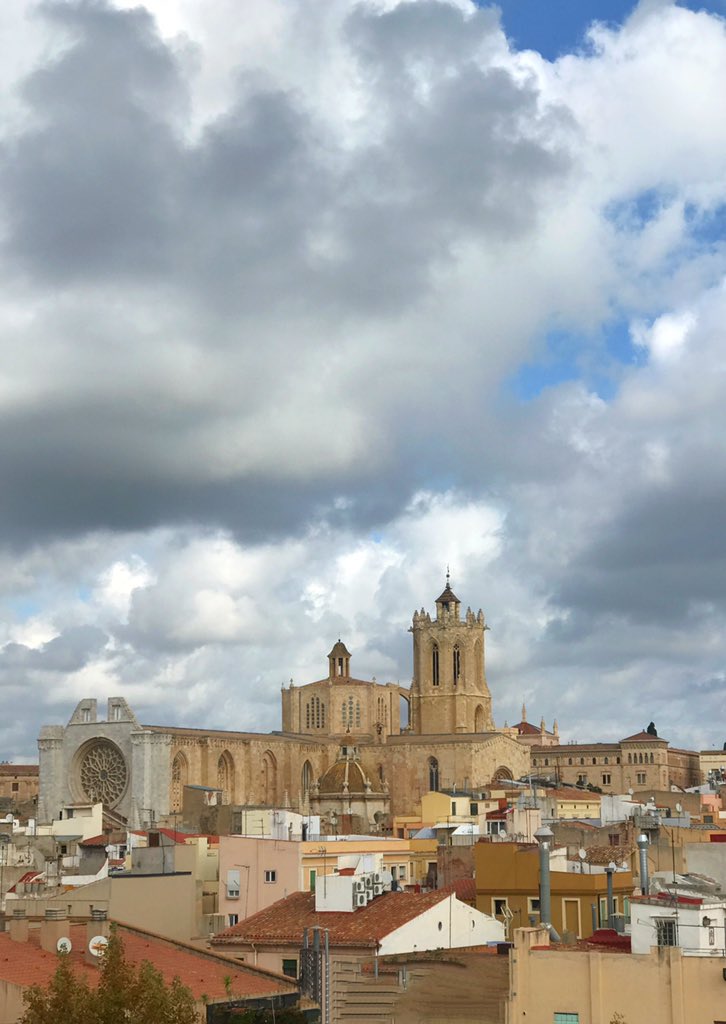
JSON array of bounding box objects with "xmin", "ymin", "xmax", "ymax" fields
[
  {"xmin": 7, "ymin": 871, "xmax": 43, "ymax": 893},
  {"xmin": 549, "ymin": 788, "xmax": 602, "ymax": 801},
  {"xmin": 621, "ymin": 731, "xmax": 666, "ymax": 743},
  {"xmin": 212, "ymin": 890, "xmax": 450, "ymax": 949},
  {"xmin": 515, "ymin": 721, "xmax": 541, "ymax": 736},
  {"xmin": 0, "ymin": 764, "xmax": 38, "ymax": 776},
  {"xmin": 441, "ymin": 878, "xmax": 476, "ymax": 902},
  {"xmin": 0, "ymin": 924, "xmax": 295, "ymax": 1001}
]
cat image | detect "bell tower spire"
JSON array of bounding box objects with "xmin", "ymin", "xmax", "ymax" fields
[{"xmin": 409, "ymin": 578, "xmax": 493, "ymax": 735}]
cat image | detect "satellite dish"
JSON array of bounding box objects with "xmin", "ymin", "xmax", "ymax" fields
[
  {"xmin": 628, "ymin": 788, "xmax": 634, "ymax": 796},
  {"xmin": 578, "ymin": 848, "xmax": 587, "ymax": 860},
  {"xmin": 675, "ymin": 803, "xmax": 683, "ymax": 813},
  {"xmin": 499, "ymin": 829, "xmax": 507, "ymax": 839},
  {"xmin": 88, "ymin": 935, "xmax": 109, "ymax": 957},
  {"xmin": 57, "ymin": 937, "xmax": 72, "ymax": 954}
]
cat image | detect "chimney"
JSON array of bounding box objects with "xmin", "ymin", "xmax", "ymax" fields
[
  {"xmin": 40, "ymin": 908, "xmax": 68, "ymax": 953},
  {"xmin": 9, "ymin": 908, "xmax": 29, "ymax": 944},
  {"xmin": 86, "ymin": 908, "xmax": 110, "ymax": 965}
]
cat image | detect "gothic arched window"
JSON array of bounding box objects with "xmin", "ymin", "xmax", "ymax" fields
[
  {"xmin": 217, "ymin": 750, "xmax": 234, "ymax": 804},
  {"xmin": 428, "ymin": 757, "xmax": 439, "ymax": 792},
  {"xmin": 171, "ymin": 752, "xmax": 188, "ymax": 813},
  {"xmin": 452, "ymin": 645, "xmax": 461, "ymax": 686},
  {"xmin": 432, "ymin": 644, "xmax": 440, "ymax": 686},
  {"xmin": 301, "ymin": 760, "xmax": 313, "ymax": 799}
]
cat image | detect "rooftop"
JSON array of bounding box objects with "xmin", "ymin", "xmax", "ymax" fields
[
  {"xmin": 212, "ymin": 889, "xmax": 450, "ymax": 949},
  {"xmin": 0, "ymin": 924, "xmax": 295, "ymax": 1001}
]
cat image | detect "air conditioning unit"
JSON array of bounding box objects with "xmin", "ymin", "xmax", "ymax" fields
[
  {"xmin": 373, "ymin": 872, "xmax": 382, "ymax": 884},
  {"xmin": 354, "ymin": 880, "xmax": 366, "ymax": 893},
  {"xmin": 373, "ymin": 883, "xmax": 383, "ymax": 896},
  {"xmin": 364, "ymin": 875, "xmax": 374, "ymax": 889},
  {"xmin": 355, "ymin": 893, "xmax": 367, "ymax": 907}
]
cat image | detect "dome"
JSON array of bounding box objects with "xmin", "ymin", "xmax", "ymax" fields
[
  {"xmin": 327, "ymin": 640, "xmax": 352, "ymax": 659},
  {"xmin": 318, "ymin": 758, "xmax": 369, "ymax": 795}
]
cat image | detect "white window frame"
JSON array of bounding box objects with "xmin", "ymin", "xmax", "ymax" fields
[{"xmin": 264, "ymin": 869, "xmax": 277, "ymax": 884}]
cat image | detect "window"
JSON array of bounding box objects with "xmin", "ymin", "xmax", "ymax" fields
[
  {"xmin": 82, "ymin": 708, "xmax": 91, "ymax": 723},
  {"xmin": 602, "ymin": 773, "xmax": 611, "ymax": 785},
  {"xmin": 577, "ymin": 773, "xmax": 587, "ymax": 786},
  {"xmin": 616, "ymin": 756, "xmax": 621, "ymax": 764},
  {"xmin": 493, "ymin": 898, "xmax": 508, "ymax": 916},
  {"xmin": 428, "ymin": 757, "xmax": 439, "ymax": 792},
  {"xmin": 452, "ymin": 645, "xmax": 461, "ymax": 685},
  {"xmin": 637, "ymin": 772, "xmax": 646, "ymax": 784},
  {"xmin": 705, "ymin": 814, "xmax": 714, "ymax": 824},
  {"xmin": 11, "ymin": 782, "xmax": 18, "ymax": 792},
  {"xmin": 568, "ymin": 758, "xmax": 573, "ymax": 765},
  {"xmin": 527, "ymin": 897, "xmax": 540, "ymax": 914},
  {"xmin": 282, "ymin": 959, "xmax": 298, "ymax": 979},
  {"xmin": 604, "ymin": 757, "xmax": 609, "ymax": 765},
  {"xmin": 264, "ymin": 870, "xmax": 277, "ymax": 883},
  {"xmin": 398, "ymin": 864, "xmax": 407, "ymax": 880},
  {"xmin": 554, "ymin": 1015, "xmax": 579, "ymax": 1023},
  {"xmin": 226, "ymin": 869, "xmax": 240, "ymax": 899},
  {"xmin": 432, "ymin": 645, "xmax": 439, "ymax": 686},
  {"xmin": 451, "ymin": 801, "xmax": 457, "ymax": 815},
  {"xmin": 228, "ymin": 914, "xmax": 239, "ymax": 926},
  {"xmin": 592, "ymin": 758, "xmax": 596, "ymax": 765},
  {"xmin": 470, "ymin": 802, "xmax": 478, "ymax": 815},
  {"xmin": 655, "ymin": 918, "xmax": 678, "ymax": 947},
  {"xmin": 608, "ymin": 834, "xmax": 620, "ymax": 847}
]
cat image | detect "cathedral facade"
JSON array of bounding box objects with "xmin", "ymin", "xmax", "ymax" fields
[{"xmin": 37, "ymin": 582, "xmax": 530, "ymax": 830}]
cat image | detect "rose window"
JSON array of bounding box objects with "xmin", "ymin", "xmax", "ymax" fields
[{"xmin": 79, "ymin": 741, "xmax": 127, "ymax": 805}]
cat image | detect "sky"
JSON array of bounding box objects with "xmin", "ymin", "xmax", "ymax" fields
[{"xmin": 1, "ymin": 0, "xmax": 726, "ymax": 762}]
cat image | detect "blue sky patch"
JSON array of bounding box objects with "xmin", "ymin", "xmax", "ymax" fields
[{"xmin": 480, "ymin": 1, "xmax": 726, "ymax": 62}]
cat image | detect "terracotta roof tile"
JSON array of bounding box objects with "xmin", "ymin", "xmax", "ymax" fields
[
  {"xmin": 0, "ymin": 925, "xmax": 294, "ymax": 1001},
  {"xmin": 441, "ymin": 878, "xmax": 476, "ymax": 901},
  {"xmin": 515, "ymin": 722, "xmax": 541, "ymax": 736},
  {"xmin": 621, "ymin": 731, "xmax": 666, "ymax": 743},
  {"xmin": 212, "ymin": 890, "xmax": 450, "ymax": 949}
]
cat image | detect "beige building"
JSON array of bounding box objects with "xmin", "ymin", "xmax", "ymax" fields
[
  {"xmin": 507, "ymin": 924, "xmax": 726, "ymax": 1024},
  {"xmin": 38, "ymin": 581, "xmax": 531, "ymax": 830},
  {"xmin": 0, "ymin": 765, "xmax": 38, "ymax": 807},
  {"xmin": 531, "ymin": 730, "xmax": 701, "ymax": 794}
]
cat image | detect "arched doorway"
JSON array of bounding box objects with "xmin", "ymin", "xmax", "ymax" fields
[{"xmin": 492, "ymin": 765, "xmax": 514, "ymax": 783}]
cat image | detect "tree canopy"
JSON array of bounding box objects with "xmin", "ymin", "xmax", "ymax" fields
[{"xmin": 20, "ymin": 929, "xmax": 198, "ymax": 1024}]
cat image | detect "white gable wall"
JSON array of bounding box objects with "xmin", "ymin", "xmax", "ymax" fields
[{"xmin": 378, "ymin": 895, "xmax": 504, "ymax": 956}]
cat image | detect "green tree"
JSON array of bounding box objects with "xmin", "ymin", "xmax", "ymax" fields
[{"xmin": 20, "ymin": 929, "xmax": 198, "ymax": 1024}]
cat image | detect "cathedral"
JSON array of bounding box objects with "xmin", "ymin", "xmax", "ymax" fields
[{"xmin": 37, "ymin": 581, "xmax": 530, "ymax": 830}]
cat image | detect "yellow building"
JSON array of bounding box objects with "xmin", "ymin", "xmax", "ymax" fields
[
  {"xmin": 300, "ymin": 835, "xmax": 438, "ymax": 892},
  {"xmin": 474, "ymin": 841, "xmax": 633, "ymax": 940}
]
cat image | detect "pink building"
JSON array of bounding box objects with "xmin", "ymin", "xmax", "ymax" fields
[{"xmin": 219, "ymin": 836, "xmax": 302, "ymax": 927}]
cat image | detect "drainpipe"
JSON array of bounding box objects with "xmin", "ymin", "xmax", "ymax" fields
[
  {"xmin": 534, "ymin": 826, "xmax": 560, "ymax": 942},
  {"xmin": 637, "ymin": 834, "xmax": 650, "ymax": 896}
]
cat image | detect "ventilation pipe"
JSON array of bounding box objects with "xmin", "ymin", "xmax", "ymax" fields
[
  {"xmin": 605, "ymin": 863, "xmax": 616, "ymax": 928},
  {"xmin": 534, "ymin": 826, "xmax": 560, "ymax": 942},
  {"xmin": 637, "ymin": 833, "xmax": 650, "ymax": 896}
]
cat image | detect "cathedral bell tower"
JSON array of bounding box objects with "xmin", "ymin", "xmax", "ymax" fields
[{"xmin": 408, "ymin": 576, "xmax": 494, "ymax": 735}]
